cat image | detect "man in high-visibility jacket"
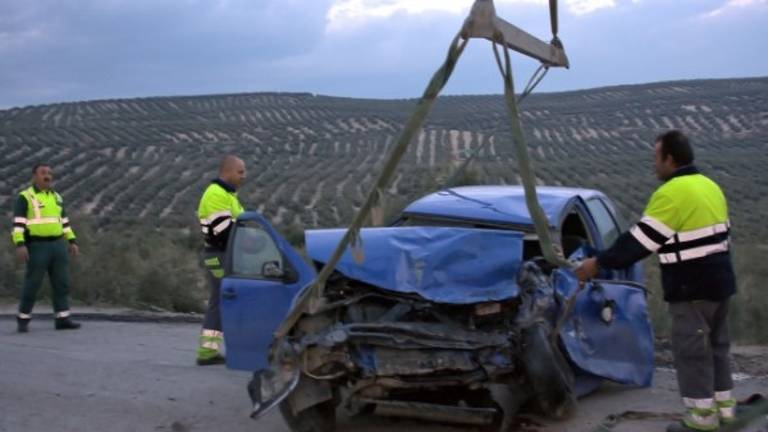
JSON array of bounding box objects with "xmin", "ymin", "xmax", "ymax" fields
[
  {"xmin": 195, "ymin": 155, "xmax": 245, "ymax": 365},
  {"xmin": 576, "ymin": 130, "xmax": 737, "ymax": 432},
  {"xmin": 11, "ymin": 163, "xmax": 81, "ymax": 332}
]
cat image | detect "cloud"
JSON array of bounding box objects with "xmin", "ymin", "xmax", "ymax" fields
[
  {"xmin": 0, "ymin": 0, "xmax": 765, "ymax": 108},
  {"xmin": 0, "ymin": 0, "xmax": 332, "ymax": 107},
  {"xmin": 326, "ymin": 0, "xmax": 627, "ymax": 31},
  {"xmin": 564, "ymin": 0, "xmax": 616, "ymax": 15},
  {"xmin": 700, "ymin": 0, "xmax": 768, "ymax": 19}
]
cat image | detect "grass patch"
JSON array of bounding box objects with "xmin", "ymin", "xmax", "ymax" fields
[{"xmin": 0, "ymin": 217, "xmax": 206, "ymax": 313}]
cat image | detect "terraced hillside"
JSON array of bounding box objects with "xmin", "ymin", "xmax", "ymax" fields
[{"xmin": 1, "ymin": 78, "xmax": 766, "ymax": 241}]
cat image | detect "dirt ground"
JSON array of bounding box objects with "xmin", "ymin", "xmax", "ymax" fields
[{"xmin": 0, "ymin": 318, "xmax": 766, "ymax": 432}]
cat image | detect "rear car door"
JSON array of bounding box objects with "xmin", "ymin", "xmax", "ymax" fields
[{"xmin": 219, "ymin": 212, "xmax": 315, "ymax": 371}]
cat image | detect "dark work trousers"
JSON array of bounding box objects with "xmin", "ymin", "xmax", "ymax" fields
[
  {"xmin": 669, "ymin": 300, "xmax": 734, "ymax": 399},
  {"xmin": 19, "ymin": 240, "xmax": 70, "ymax": 315},
  {"xmin": 201, "ymin": 248, "xmax": 225, "ymax": 332}
]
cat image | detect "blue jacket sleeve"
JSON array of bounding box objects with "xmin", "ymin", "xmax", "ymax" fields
[{"xmin": 596, "ymin": 230, "xmax": 652, "ymax": 270}]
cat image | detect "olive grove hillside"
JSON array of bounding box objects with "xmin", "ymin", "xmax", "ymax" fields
[
  {"xmin": 1, "ymin": 77, "xmax": 766, "ymax": 340},
  {"xmin": 0, "ymin": 77, "xmax": 765, "ymax": 240}
]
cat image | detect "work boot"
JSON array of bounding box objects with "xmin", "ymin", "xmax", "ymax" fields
[
  {"xmin": 715, "ymin": 391, "xmax": 737, "ymax": 424},
  {"xmin": 197, "ymin": 330, "xmax": 224, "ymax": 366},
  {"xmin": 196, "ymin": 354, "xmax": 226, "ymax": 366},
  {"xmin": 666, "ymin": 421, "xmax": 716, "ymax": 432},
  {"xmin": 17, "ymin": 317, "xmax": 30, "ymax": 333},
  {"xmin": 672, "ymin": 398, "xmax": 719, "ymax": 432},
  {"xmin": 55, "ymin": 317, "xmax": 81, "ymax": 330},
  {"xmin": 666, "ymin": 408, "xmax": 720, "ymax": 432}
]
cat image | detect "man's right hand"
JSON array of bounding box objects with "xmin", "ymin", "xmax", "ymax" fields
[
  {"xmin": 16, "ymin": 246, "xmax": 29, "ymax": 263},
  {"xmin": 574, "ymin": 257, "xmax": 599, "ymax": 282}
]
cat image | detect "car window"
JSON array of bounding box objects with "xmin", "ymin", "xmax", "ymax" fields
[
  {"xmin": 560, "ymin": 209, "xmax": 593, "ymax": 258},
  {"xmin": 599, "ymin": 197, "xmax": 629, "ymax": 231},
  {"xmin": 585, "ymin": 198, "xmax": 621, "ymax": 247},
  {"xmin": 231, "ymin": 223, "xmax": 283, "ymax": 277}
]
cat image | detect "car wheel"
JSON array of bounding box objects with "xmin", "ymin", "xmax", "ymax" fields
[
  {"xmin": 279, "ymin": 399, "xmax": 336, "ymax": 432},
  {"xmin": 521, "ymin": 322, "xmax": 577, "ymax": 419}
]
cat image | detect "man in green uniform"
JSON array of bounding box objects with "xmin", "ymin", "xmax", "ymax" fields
[
  {"xmin": 196, "ymin": 155, "xmax": 246, "ymax": 365},
  {"xmin": 12, "ymin": 163, "xmax": 81, "ymax": 332},
  {"xmin": 576, "ymin": 130, "xmax": 737, "ymax": 432}
]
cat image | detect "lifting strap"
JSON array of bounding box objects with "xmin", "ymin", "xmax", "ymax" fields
[{"xmin": 492, "ymin": 40, "xmax": 570, "ymax": 268}]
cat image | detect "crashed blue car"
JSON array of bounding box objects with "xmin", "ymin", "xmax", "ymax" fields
[{"xmin": 219, "ymin": 186, "xmax": 654, "ymax": 431}]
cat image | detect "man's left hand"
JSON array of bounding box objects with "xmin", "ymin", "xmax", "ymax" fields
[
  {"xmin": 574, "ymin": 257, "xmax": 599, "ymax": 282},
  {"xmin": 68, "ymin": 243, "xmax": 80, "ymax": 258}
]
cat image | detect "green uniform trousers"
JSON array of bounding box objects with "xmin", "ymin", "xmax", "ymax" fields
[{"xmin": 18, "ymin": 240, "xmax": 70, "ymax": 315}]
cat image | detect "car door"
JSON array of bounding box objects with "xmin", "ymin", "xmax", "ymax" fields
[
  {"xmin": 555, "ymin": 197, "xmax": 654, "ymax": 388},
  {"xmin": 219, "ymin": 212, "xmax": 315, "ymax": 371},
  {"xmin": 554, "ymin": 270, "xmax": 654, "ymax": 388}
]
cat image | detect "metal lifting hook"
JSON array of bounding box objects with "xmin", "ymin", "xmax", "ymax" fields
[{"xmin": 462, "ymin": 0, "xmax": 569, "ymax": 68}]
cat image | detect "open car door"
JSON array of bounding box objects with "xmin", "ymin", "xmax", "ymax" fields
[
  {"xmin": 554, "ymin": 269, "xmax": 655, "ymax": 388},
  {"xmin": 219, "ymin": 212, "xmax": 315, "ymax": 371}
]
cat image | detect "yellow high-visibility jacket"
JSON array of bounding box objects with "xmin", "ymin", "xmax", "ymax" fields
[
  {"xmin": 197, "ymin": 179, "xmax": 244, "ymax": 251},
  {"xmin": 12, "ymin": 186, "xmax": 76, "ymax": 246}
]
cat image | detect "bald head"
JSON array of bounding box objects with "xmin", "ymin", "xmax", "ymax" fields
[{"xmin": 218, "ymin": 155, "xmax": 246, "ymax": 189}]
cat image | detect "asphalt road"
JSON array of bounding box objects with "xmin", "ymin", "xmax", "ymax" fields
[{"xmin": 1, "ymin": 319, "xmax": 766, "ymax": 432}]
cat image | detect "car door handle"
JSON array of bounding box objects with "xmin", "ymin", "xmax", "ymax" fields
[{"xmin": 222, "ymin": 290, "xmax": 237, "ymax": 300}]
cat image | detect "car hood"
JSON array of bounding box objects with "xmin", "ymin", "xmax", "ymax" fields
[{"xmin": 305, "ymin": 227, "xmax": 524, "ymax": 304}]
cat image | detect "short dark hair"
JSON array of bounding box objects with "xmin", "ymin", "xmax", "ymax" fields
[
  {"xmin": 656, "ymin": 130, "xmax": 694, "ymax": 166},
  {"xmin": 32, "ymin": 163, "xmax": 50, "ymax": 174}
]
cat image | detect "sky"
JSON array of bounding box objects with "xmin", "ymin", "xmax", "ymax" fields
[{"xmin": 1, "ymin": 0, "xmax": 767, "ymax": 109}]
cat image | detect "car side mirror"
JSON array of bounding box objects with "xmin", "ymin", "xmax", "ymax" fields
[
  {"xmin": 262, "ymin": 261, "xmax": 298, "ymax": 283},
  {"xmin": 262, "ymin": 261, "xmax": 284, "ymax": 279}
]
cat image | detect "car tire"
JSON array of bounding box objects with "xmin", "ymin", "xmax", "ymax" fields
[
  {"xmin": 521, "ymin": 322, "xmax": 577, "ymax": 419},
  {"xmin": 279, "ymin": 399, "xmax": 336, "ymax": 432}
]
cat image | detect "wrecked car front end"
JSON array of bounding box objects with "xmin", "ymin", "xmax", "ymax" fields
[{"xmin": 246, "ymin": 226, "xmax": 652, "ymax": 431}]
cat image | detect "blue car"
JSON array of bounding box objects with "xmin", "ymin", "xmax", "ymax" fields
[{"xmin": 219, "ymin": 186, "xmax": 655, "ymax": 431}]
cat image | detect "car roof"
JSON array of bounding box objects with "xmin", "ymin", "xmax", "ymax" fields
[{"xmin": 402, "ymin": 185, "xmax": 605, "ymax": 227}]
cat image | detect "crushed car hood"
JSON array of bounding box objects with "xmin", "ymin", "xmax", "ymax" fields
[{"xmin": 305, "ymin": 227, "xmax": 524, "ymax": 304}]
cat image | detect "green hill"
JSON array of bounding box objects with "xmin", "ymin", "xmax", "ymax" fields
[{"xmin": 1, "ymin": 77, "xmax": 766, "ymax": 241}]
